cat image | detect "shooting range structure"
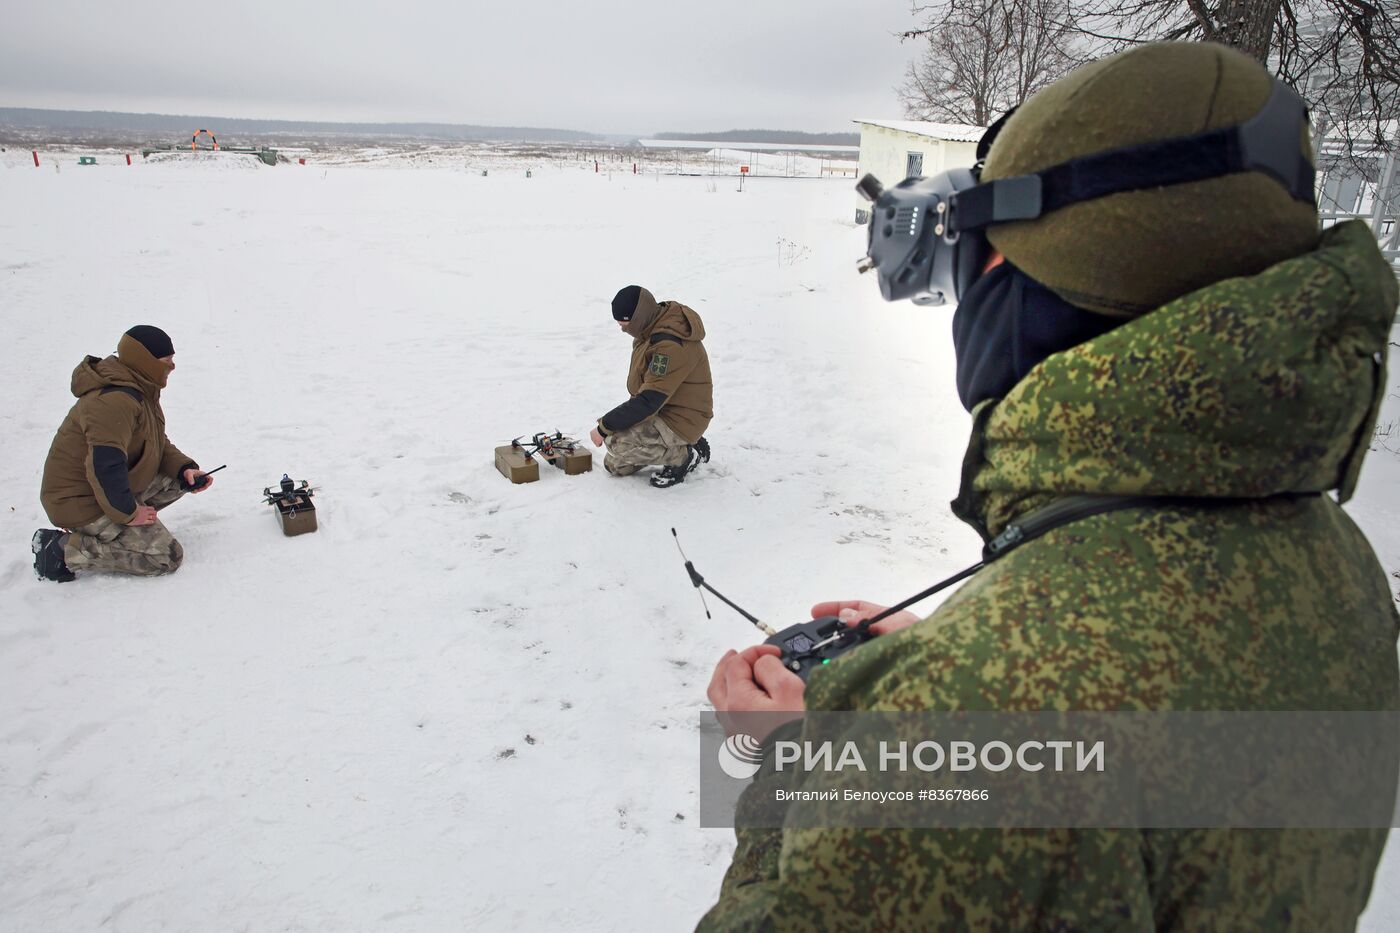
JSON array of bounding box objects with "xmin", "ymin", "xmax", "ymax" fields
[{"xmin": 141, "ymin": 128, "xmax": 282, "ymax": 166}]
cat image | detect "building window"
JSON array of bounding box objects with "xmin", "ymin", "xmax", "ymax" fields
[{"xmin": 906, "ymin": 151, "xmax": 924, "ymax": 177}]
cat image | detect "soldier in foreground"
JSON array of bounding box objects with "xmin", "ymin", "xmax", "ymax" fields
[
  {"xmin": 32, "ymin": 325, "xmax": 214, "ymax": 582},
  {"xmin": 700, "ymin": 43, "xmax": 1399, "ymax": 929},
  {"xmin": 590, "ymin": 285, "xmax": 713, "ymax": 488}
]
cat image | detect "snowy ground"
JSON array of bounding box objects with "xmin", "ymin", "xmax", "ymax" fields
[
  {"xmin": 7, "ymin": 142, "xmax": 857, "ymax": 179},
  {"xmin": 1, "ymin": 151, "xmax": 1398, "ymax": 931}
]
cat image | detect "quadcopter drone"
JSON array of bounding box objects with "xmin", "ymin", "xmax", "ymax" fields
[
  {"xmin": 508, "ymin": 431, "xmax": 583, "ymax": 462},
  {"xmin": 262, "ymin": 473, "xmax": 318, "ymax": 536},
  {"xmin": 263, "ymin": 474, "xmax": 314, "ymax": 507}
]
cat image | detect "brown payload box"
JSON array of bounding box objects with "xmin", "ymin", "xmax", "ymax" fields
[
  {"xmin": 495, "ymin": 445, "xmax": 541, "ymax": 484},
  {"xmin": 551, "ymin": 447, "xmax": 593, "ymax": 475},
  {"xmin": 273, "ymin": 495, "xmax": 318, "ymax": 536}
]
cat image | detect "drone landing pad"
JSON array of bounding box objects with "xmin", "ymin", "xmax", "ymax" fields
[
  {"xmin": 494, "ymin": 445, "xmax": 541, "ymax": 484},
  {"xmin": 273, "ymin": 495, "xmax": 318, "ymax": 536},
  {"xmin": 551, "ymin": 448, "xmax": 593, "ymax": 476}
]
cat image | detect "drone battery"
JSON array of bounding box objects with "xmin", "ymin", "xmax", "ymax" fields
[
  {"xmin": 494, "ymin": 445, "xmax": 541, "ymax": 484},
  {"xmin": 274, "ymin": 495, "xmax": 317, "ymax": 536},
  {"xmin": 551, "ymin": 447, "xmax": 593, "ymax": 475}
]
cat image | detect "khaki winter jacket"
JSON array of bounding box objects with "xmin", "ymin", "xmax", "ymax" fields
[
  {"xmin": 41, "ymin": 336, "xmax": 196, "ymax": 528},
  {"xmin": 600, "ymin": 301, "xmax": 713, "ymax": 444}
]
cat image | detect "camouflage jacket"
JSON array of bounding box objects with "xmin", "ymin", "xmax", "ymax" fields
[{"xmin": 699, "ymin": 222, "xmax": 1400, "ymax": 931}]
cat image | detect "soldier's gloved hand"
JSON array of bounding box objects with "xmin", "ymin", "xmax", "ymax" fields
[
  {"xmin": 128, "ymin": 505, "xmax": 159, "ymax": 526},
  {"xmin": 707, "ymin": 645, "xmax": 805, "ymax": 742},
  {"xmin": 182, "ymin": 468, "xmax": 214, "ymax": 493},
  {"xmin": 811, "ymin": 600, "xmax": 921, "ymax": 636},
  {"xmin": 590, "ymin": 427, "xmax": 605, "ymax": 447}
]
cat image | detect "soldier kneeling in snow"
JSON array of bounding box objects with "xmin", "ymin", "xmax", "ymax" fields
[
  {"xmin": 590, "ymin": 285, "xmax": 713, "ymax": 488},
  {"xmin": 32, "ymin": 325, "xmax": 214, "ymax": 582}
]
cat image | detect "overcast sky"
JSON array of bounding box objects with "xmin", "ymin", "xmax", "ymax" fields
[{"xmin": 1, "ymin": 1, "xmax": 922, "ymax": 134}]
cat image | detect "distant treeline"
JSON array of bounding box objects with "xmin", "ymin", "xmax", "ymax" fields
[
  {"xmin": 0, "ymin": 108, "xmax": 609, "ymax": 144},
  {"xmin": 654, "ymin": 129, "xmax": 859, "ymax": 145}
]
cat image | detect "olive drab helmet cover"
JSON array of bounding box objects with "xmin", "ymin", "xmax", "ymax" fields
[
  {"xmin": 982, "ymin": 42, "xmax": 1320, "ymax": 316},
  {"xmin": 857, "ymin": 42, "xmax": 1319, "ymax": 314}
]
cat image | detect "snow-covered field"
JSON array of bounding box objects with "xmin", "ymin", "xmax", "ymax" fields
[
  {"xmin": 1, "ymin": 151, "xmax": 1398, "ymax": 931},
  {"xmin": 7, "ymin": 142, "xmax": 857, "ymax": 179}
]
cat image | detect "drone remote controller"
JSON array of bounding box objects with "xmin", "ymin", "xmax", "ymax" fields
[
  {"xmin": 184, "ymin": 463, "xmax": 226, "ymax": 491},
  {"xmin": 672, "ymin": 529, "xmax": 883, "ymax": 682},
  {"xmin": 764, "ymin": 615, "xmax": 879, "ymax": 681},
  {"xmin": 675, "ymin": 498, "xmax": 1168, "ymax": 685}
]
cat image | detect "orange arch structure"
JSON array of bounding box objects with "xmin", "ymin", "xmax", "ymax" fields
[{"xmin": 191, "ymin": 129, "xmax": 219, "ymax": 151}]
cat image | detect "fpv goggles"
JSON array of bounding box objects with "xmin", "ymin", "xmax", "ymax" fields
[{"xmin": 856, "ymin": 79, "xmax": 1316, "ymax": 306}]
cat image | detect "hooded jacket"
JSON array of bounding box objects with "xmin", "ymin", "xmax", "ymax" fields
[
  {"xmin": 599, "ymin": 301, "xmax": 713, "ymax": 444},
  {"xmin": 700, "ymin": 221, "xmax": 1400, "ymax": 930},
  {"xmin": 41, "ymin": 336, "xmax": 196, "ymax": 528}
]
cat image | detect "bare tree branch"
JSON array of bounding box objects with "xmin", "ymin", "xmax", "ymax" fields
[
  {"xmin": 899, "ymin": 0, "xmax": 1399, "ymax": 167},
  {"xmin": 899, "ymin": 0, "xmax": 1079, "ymax": 126}
]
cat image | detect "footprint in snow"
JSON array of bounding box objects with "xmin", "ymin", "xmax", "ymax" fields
[{"xmin": 0, "ymin": 559, "xmax": 32, "ymax": 590}]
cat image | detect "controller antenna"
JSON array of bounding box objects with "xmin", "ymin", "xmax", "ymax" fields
[{"xmin": 671, "ymin": 529, "xmax": 777, "ymax": 636}]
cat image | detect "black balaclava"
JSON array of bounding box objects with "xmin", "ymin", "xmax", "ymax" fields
[{"xmin": 952, "ymin": 261, "xmax": 1123, "ymax": 411}]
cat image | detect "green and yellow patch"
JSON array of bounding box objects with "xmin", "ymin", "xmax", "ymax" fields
[{"xmin": 649, "ymin": 353, "xmax": 670, "ymax": 376}]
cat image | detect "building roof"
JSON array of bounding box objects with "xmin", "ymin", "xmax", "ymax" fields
[
  {"xmin": 637, "ymin": 138, "xmax": 858, "ymax": 153},
  {"xmin": 853, "ymin": 119, "xmax": 986, "ymax": 143}
]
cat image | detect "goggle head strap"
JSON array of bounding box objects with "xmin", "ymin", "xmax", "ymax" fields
[{"xmin": 947, "ymin": 79, "xmax": 1316, "ymax": 235}]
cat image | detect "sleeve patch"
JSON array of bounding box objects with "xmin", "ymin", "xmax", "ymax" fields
[{"xmin": 649, "ymin": 353, "xmax": 670, "ymax": 376}]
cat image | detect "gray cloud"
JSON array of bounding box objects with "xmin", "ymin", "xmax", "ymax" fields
[{"xmin": 1, "ymin": 0, "xmax": 920, "ymax": 134}]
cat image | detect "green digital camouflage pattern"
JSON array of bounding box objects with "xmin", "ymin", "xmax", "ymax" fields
[{"xmin": 699, "ymin": 221, "xmax": 1400, "ymax": 931}]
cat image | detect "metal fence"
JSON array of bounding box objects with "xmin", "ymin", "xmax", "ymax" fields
[{"xmin": 1315, "ymin": 123, "xmax": 1399, "ymax": 277}]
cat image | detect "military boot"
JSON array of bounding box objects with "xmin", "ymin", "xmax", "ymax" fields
[
  {"xmin": 650, "ymin": 439, "xmax": 710, "ymax": 488},
  {"xmin": 32, "ymin": 529, "xmax": 75, "ymax": 583},
  {"xmin": 649, "ymin": 459, "xmax": 693, "ymax": 488}
]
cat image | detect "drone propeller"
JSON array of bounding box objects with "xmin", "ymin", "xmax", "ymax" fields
[{"xmin": 506, "ymin": 432, "xmax": 581, "ymax": 457}]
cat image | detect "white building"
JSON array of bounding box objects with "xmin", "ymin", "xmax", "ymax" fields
[
  {"xmin": 851, "ymin": 119, "xmax": 985, "ymax": 223},
  {"xmin": 1314, "ymin": 121, "xmax": 1400, "ymax": 272}
]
